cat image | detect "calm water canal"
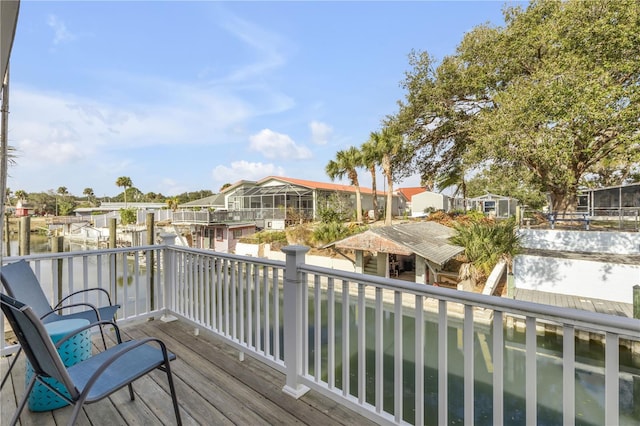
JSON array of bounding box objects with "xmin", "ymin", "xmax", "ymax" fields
[{"xmin": 309, "ymin": 299, "xmax": 640, "ymax": 425}]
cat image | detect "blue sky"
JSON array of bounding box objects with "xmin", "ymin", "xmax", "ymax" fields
[{"xmin": 7, "ymin": 1, "xmax": 519, "ymax": 198}]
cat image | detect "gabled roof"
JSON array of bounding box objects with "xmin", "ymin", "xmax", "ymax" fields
[
  {"xmin": 330, "ymin": 221, "xmax": 463, "ymax": 266},
  {"xmin": 469, "ymin": 192, "xmax": 516, "ymax": 201},
  {"xmin": 397, "ymin": 187, "xmax": 426, "ymax": 201},
  {"xmin": 220, "ymin": 180, "xmax": 257, "ymax": 194},
  {"xmin": 180, "ymin": 193, "xmax": 225, "ymax": 208},
  {"xmin": 257, "ymin": 176, "xmax": 383, "ymax": 195}
]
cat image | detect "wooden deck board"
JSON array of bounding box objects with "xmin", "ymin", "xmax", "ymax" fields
[
  {"xmin": 1, "ymin": 319, "xmax": 375, "ymax": 426},
  {"xmin": 513, "ymin": 288, "xmax": 634, "ymax": 318}
]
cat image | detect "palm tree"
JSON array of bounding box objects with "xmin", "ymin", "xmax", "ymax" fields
[
  {"xmin": 325, "ymin": 146, "xmax": 363, "ymax": 223},
  {"xmin": 56, "ymin": 186, "xmax": 69, "ymax": 216},
  {"xmin": 436, "ymin": 159, "xmax": 468, "ymax": 210},
  {"xmin": 14, "ymin": 189, "xmax": 26, "ymax": 201},
  {"xmin": 57, "ymin": 186, "xmax": 69, "ymax": 198},
  {"xmin": 166, "ymin": 197, "xmax": 180, "ymax": 211},
  {"xmin": 83, "ymin": 187, "xmax": 95, "ymax": 205},
  {"xmin": 360, "ymin": 137, "xmax": 381, "ymax": 221},
  {"xmin": 450, "ymin": 218, "xmax": 520, "ymax": 290},
  {"xmin": 372, "ymin": 128, "xmax": 405, "ymax": 225},
  {"xmin": 115, "ymin": 176, "xmax": 133, "ymax": 208}
]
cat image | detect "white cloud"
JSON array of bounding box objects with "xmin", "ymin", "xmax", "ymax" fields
[
  {"xmin": 211, "ymin": 160, "xmax": 285, "ymax": 183},
  {"xmin": 309, "ymin": 121, "xmax": 332, "ymax": 145},
  {"xmin": 214, "ymin": 10, "xmax": 288, "ymax": 83},
  {"xmin": 249, "ymin": 129, "xmax": 312, "ymax": 160},
  {"xmin": 47, "ymin": 15, "xmax": 75, "ymax": 45},
  {"xmin": 160, "ymin": 178, "xmax": 189, "ymax": 196}
]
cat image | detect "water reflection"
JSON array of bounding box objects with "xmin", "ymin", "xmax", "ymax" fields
[{"xmin": 302, "ymin": 297, "xmax": 639, "ymax": 425}]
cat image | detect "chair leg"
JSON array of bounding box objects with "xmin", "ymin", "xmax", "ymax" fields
[
  {"xmin": 69, "ymin": 401, "xmax": 84, "ymax": 426},
  {"xmin": 0, "ymin": 347, "xmax": 22, "ymax": 390},
  {"xmin": 128, "ymin": 383, "xmax": 135, "ymax": 400},
  {"xmin": 11, "ymin": 375, "xmax": 36, "ymax": 426},
  {"xmin": 164, "ymin": 361, "xmax": 182, "ymax": 426}
]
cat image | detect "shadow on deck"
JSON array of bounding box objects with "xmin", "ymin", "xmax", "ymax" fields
[{"xmin": 1, "ymin": 319, "xmax": 375, "ymax": 425}]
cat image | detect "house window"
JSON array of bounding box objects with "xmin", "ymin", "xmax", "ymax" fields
[
  {"xmin": 233, "ymin": 229, "xmax": 242, "ymax": 239},
  {"xmin": 216, "ymin": 228, "xmax": 224, "ymax": 241}
]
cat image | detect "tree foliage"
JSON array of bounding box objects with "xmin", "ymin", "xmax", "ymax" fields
[
  {"xmin": 325, "ymin": 146, "xmax": 363, "ymax": 222},
  {"xmin": 465, "ymin": 166, "xmax": 548, "ymax": 210},
  {"xmin": 395, "ymin": 0, "xmax": 640, "ymax": 213},
  {"xmin": 115, "ymin": 176, "xmax": 133, "ymax": 207},
  {"xmin": 119, "ymin": 208, "xmax": 136, "ymax": 225},
  {"xmin": 368, "ymin": 127, "xmax": 410, "ymax": 225},
  {"xmin": 450, "ymin": 218, "xmax": 520, "ymax": 278},
  {"xmin": 360, "ymin": 137, "xmax": 380, "ymax": 220}
]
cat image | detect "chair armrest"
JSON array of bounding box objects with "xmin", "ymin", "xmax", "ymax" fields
[
  {"xmin": 41, "ymin": 301, "xmax": 102, "ymax": 322},
  {"xmin": 80, "ymin": 337, "xmax": 174, "ymax": 396},
  {"xmin": 55, "ymin": 287, "xmax": 114, "ymax": 309},
  {"xmin": 55, "ymin": 320, "xmax": 123, "ymax": 349}
]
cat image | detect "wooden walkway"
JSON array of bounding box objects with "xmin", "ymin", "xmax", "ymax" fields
[
  {"xmin": 1, "ymin": 319, "xmax": 376, "ymax": 426},
  {"xmin": 514, "ymin": 288, "xmax": 634, "ymax": 318}
]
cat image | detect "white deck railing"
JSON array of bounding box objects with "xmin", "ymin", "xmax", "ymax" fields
[{"xmin": 2, "ymin": 241, "xmax": 639, "ymax": 425}]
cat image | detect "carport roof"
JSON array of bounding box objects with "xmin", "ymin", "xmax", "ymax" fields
[{"xmin": 329, "ymin": 221, "xmax": 464, "ymax": 267}]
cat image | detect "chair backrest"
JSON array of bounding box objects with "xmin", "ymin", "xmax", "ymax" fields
[
  {"xmin": 1, "ymin": 260, "xmax": 57, "ymax": 322},
  {"xmin": 0, "ymin": 293, "xmax": 77, "ymax": 398}
]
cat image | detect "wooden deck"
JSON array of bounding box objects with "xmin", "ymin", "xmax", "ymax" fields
[
  {"xmin": 513, "ymin": 288, "xmax": 634, "ymax": 318},
  {"xmin": 1, "ymin": 319, "xmax": 376, "ymax": 426}
]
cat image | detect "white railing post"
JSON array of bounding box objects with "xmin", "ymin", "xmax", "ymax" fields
[
  {"xmin": 159, "ymin": 233, "xmax": 177, "ymax": 322},
  {"xmin": 281, "ymin": 245, "xmax": 310, "ymax": 398}
]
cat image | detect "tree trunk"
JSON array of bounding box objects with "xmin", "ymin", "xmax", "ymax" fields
[
  {"xmin": 385, "ymin": 174, "xmax": 393, "ymax": 225},
  {"xmin": 370, "ymin": 166, "xmax": 378, "ymax": 220},
  {"xmin": 383, "ymin": 155, "xmax": 393, "ymax": 225},
  {"xmin": 355, "ymin": 186, "xmax": 363, "ymax": 222},
  {"xmin": 550, "ymin": 187, "xmax": 578, "ymax": 215}
]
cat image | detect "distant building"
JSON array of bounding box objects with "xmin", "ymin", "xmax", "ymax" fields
[
  {"xmin": 15, "ymin": 200, "xmax": 35, "ymax": 217},
  {"xmin": 407, "ymin": 190, "xmax": 469, "ymax": 216},
  {"xmin": 221, "ymin": 176, "xmax": 399, "ymax": 229},
  {"xmin": 468, "ymin": 193, "xmax": 518, "ymax": 218},
  {"xmin": 74, "ymin": 202, "xmax": 167, "ymax": 217},
  {"xmin": 178, "ymin": 193, "xmax": 225, "ymax": 210},
  {"xmin": 578, "ymin": 182, "xmax": 640, "ymax": 218},
  {"xmin": 397, "ymin": 187, "xmax": 426, "ymax": 215},
  {"xmin": 189, "ymin": 222, "xmax": 256, "ymax": 253}
]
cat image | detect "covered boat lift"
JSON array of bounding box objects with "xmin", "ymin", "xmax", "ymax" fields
[{"xmin": 327, "ymin": 221, "xmax": 464, "ymax": 286}]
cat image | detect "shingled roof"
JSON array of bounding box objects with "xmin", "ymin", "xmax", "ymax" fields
[{"xmin": 330, "ymin": 221, "xmax": 464, "ymax": 267}]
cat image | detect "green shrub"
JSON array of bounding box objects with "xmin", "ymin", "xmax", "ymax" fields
[
  {"xmin": 120, "ymin": 208, "xmax": 136, "ymax": 225},
  {"xmin": 312, "ymin": 222, "xmax": 367, "ymax": 246},
  {"xmin": 239, "ymin": 230, "xmax": 288, "ymax": 244},
  {"xmin": 449, "ymin": 218, "xmax": 520, "ymax": 277}
]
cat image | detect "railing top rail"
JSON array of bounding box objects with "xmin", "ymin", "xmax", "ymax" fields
[
  {"xmin": 167, "ymin": 246, "xmax": 285, "ymax": 269},
  {"xmin": 299, "ymin": 263, "xmax": 640, "ymax": 338},
  {"xmin": 1, "ymin": 245, "xmax": 161, "ymax": 263}
]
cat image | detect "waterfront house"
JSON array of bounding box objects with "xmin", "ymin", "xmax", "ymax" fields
[
  {"xmin": 578, "ymin": 181, "xmax": 640, "ymax": 222},
  {"xmin": 14, "ymin": 199, "xmax": 34, "ymax": 217},
  {"xmin": 74, "ymin": 202, "xmax": 167, "ymax": 218},
  {"xmin": 410, "ymin": 190, "xmax": 457, "ymax": 216},
  {"xmin": 396, "ymin": 187, "xmax": 426, "ymax": 216},
  {"xmin": 221, "ymin": 176, "xmax": 399, "ymax": 228},
  {"xmin": 468, "ymin": 192, "xmax": 518, "ymax": 218}
]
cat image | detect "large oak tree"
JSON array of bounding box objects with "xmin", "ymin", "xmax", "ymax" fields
[{"xmin": 396, "ymin": 0, "xmax": 640, "ymax": 213}]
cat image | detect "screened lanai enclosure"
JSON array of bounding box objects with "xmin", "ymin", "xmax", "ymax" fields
[
  {"xmin": 578, "ymin": 182, "xmax": 640, "ymax": 217},
  {"xmin": 576, "ymin": 182, "xmax": 640, "ymax": 230},
  {"xmin": 227, "ymin": 183, "xmax": 315, "ymax": 226}
]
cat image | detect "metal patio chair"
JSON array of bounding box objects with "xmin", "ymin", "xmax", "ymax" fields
[
  {"xmin": 1, "ymin": 259, "xmax": 120, "ymax": 389},
  {"xmin": 0, "ymin": 293, "xmax": 182, "ymax": 426}
]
